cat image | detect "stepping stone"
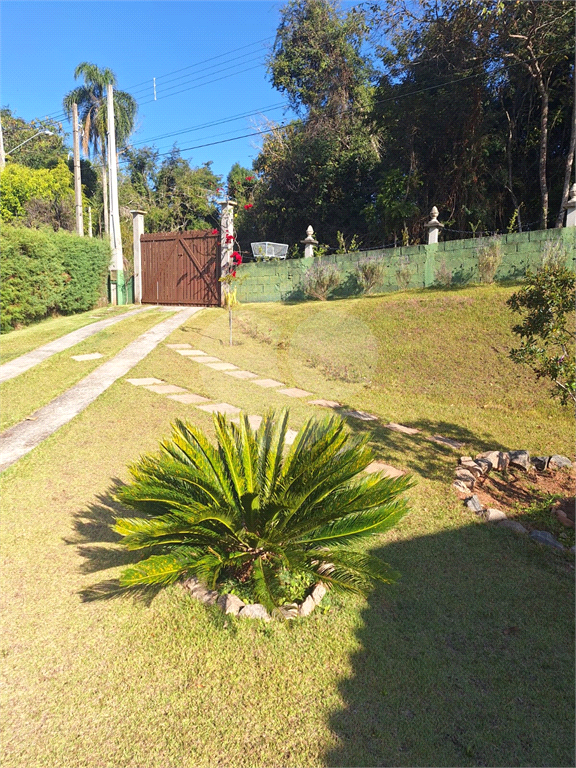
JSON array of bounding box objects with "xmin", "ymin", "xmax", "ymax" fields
[
  {"xmin": 309, "ymin": 399, "xmax": 342, "ymax": 408},
  {"xmin": 252, "ymin": 379, "xmax": 284, "ymax": 388},
  {"xmin": 196, "ymin": 403, "xmax": 241, "ymax": 416},
  {"xmin": 364, "ymin": 461, "xmax": 405, "ymax": 478},
  {"xmin": 126, "ymin": 377, "xmax": 164, "ymax": 386},
  {"xmin": 384, "ymin": 422, "xmax": 420, "ymax": 435},
  {"xmin": 231, "ymin": 414, "xmax": 263, "ymax": 430},
  {"xmin": 285, "ymin": 429, "xmax": 299, "ymax": 445},
  {"xmin": 204, "ymin": 362, "xmax": 239, "ymax": 371},
  {"xmin": 71, "ymin": 353, "xmax": 104, "ymax": 361},
  {"xmin": 277, "ymin": 387, "xmax": 313, "ymax": 398},
  {"xmin": 177, "ymin": 349, "xmax": 208, "ymax": 356},
  {"xmin": 193, "ymin": 356, "xmax": 221, "ymax": 364},
  {"xmin": 429, "ymin": 435, "xmax": 464, "ymax": 450},
  {"xmin": 145, "ymin": 384, "xmax": 188, "ymax": 394},
  {"xmin": 168, "ymin": 393, "xmax": 211, "ymax": 404},
  {"xmin": 224, "ymin": 370, "xmax": 259, "ymax": 380},
  {"xmin": 166, "ymin": 343, "xmax": 191, "ymax": 349},
  {"xmin": 341, "ymin": 410, "xmax": 378, "ymax": 422}
]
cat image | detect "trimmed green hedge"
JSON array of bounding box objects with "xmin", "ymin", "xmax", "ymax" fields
[{"xmin": 1, "ymin": 225, "xmax": 111, "ymax": 332}]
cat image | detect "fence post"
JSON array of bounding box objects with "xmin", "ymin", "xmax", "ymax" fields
[
  {"xmin": 424, "ymin": 206, "xmax": 443, "ymax": 244},
  {"xmin": 563, "ymin": 184, "xmax": 576, "ymax": 227},
  {"xmin": 131, "ymin": 210, "xmax": 146, "ymax": 304},
  {"xmin": 301, "ymin": 225, "xmax": 318, "ymax": 258}
]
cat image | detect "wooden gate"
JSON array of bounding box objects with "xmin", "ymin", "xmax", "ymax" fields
[{"xmin": 140, "ymin": 230, "xmax": 221, "ymax": 306}]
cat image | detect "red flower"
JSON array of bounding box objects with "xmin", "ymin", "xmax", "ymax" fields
[
  {"xmin": 225, "ymin": 233, "xmax": 235, "ymax": 242},
  {"xmin": 244, "ymin": 203, "xmax": 253, "ymax": 210},
  {"xmin": 211, "ymin": 228, "xmax": 218, "ymax": 235},
  {"xmin": 231, "ymin": 270, "xmax": 237, "ymax": 277},
  {"xmin": 245, "ymin": 176, "xmax": 253, "ymax": 181}
]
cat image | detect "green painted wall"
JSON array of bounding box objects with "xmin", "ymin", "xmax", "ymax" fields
[{"xmin": 236, "ymin": 228, "xmax": 576, "ymax": 304}]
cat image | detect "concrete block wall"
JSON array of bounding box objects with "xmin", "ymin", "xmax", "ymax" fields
[{"xmin": 236, "ymin": 228, "xmax": 576, "ymax": 304}]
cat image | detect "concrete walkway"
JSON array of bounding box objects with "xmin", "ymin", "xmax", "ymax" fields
[
  {"xmin": 0, "ymin": 307, "xmax": 153, "ymax": 384},
  {"xmin": 0, "ymin": 307, "xmax": 202, "ymax": 473}
]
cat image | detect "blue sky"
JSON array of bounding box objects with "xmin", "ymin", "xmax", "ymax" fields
[{"xmin": 1, "ymin": 1, "xmax": 302, "ymax": 183}]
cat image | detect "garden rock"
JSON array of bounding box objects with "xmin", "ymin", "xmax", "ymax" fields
[
  {"xmin": 508, "ymin": 450, "xmax": 530, "ymax": 471},
  {"xmin": 459, "ymin": 458, "xmax": 484, "ymax": 478},
  {"xmin": 299, "ymin": 594, "xmax": 317, "ymax": 617},
  {"xmin": 454, "ymin": 468, "xmax": 476, "ymax": 489},
  {"xmin": 452, "ymin": 479, "xmax": 471, "ymax": 494},
  {"xmin": 483, "ymin": 508, "xmax": 507, "ymax": 522},
  {"xmin": 187, "ymin": 583, "xmax": 219, "ymax": 605},
  {"xmin": 239, "ymin": 603, "xmax": 271, "ymax": 621},
  {"xmin": 477, "ymin": 450, "xmax": 509, "ymax": 472},
  {"xmin": 276, "ymin": 603, "xmax": 299, "ymax": 620},
  {"xmin": 311, "ymin": 583, "xmax": 327, "ymax": 605},
  {"xmin": 475, "ymin": 458, "xmax": 493, "ymax": 475},
  {"xmin": 217, "ymin": 593, "xmax": 245, "ymax": 616},
  {"xmin": 531, "ymin": 456, "xmax": 548, "ymax": 472},
  {"xmin": 497, "ymin": 519, "xmax": 528, "ymax": 534},
  {"xmin": 466, "ymin": 495, "xmax": 484, "ymax": 514},
  {"xmin": 529, "ymin": 530, "xmax": 564, "ymax": 550},
  {"xmin": 548, "ymin": 455, "xmax": 572, "ymax": 470}
]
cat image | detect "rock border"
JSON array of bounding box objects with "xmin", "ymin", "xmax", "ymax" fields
[
  {"xmin": 182, "ymin": 577, "xmax": 327, "ymax": 621},
  {"xmin": 452, "ymin": 449, "xmax": 575, "ymax": 554}
]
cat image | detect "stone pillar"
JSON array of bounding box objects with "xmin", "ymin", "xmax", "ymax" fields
[
  {"xmin": 220, "ymin": 199, "xmax": 237, "ymax": 273},
  {"xmin": 563, "ymin": 183, "xmax": 576, "ymax": 227},
  {"xmin": 131, "ymin": 210, "xmax": 146, "ymax": 304},
  {"xmin": 424, "ymin": 207, "xmax": 443, "ymax": 244},
  {"xmin": 301, "ymin": 225, "xmax": 318, "ymax": 258}
]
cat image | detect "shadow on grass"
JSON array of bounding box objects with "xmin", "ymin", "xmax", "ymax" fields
[
  {"xmin": 67, "ymin": 480, "xmax": 162, "ymax": 605},
  {"xmin": 324, "ymin": 524, "xmax": 575, "ymax": 768},
  {"xmin": 339, "ymin": 412, "xmax": 510, "ymax": 482}
]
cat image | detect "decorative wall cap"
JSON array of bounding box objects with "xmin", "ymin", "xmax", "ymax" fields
[
  {"xmin": 301, "ymin": 224, "xmax": 318, "ymax": 244},
  {"xmin": 563, "ymin": 183, "xmax": 576, "ymax": 209},
  {"xmin": 130, "ymin": 209, "xmax": 147, "ymax": 215},
  {"xmin": 424, "ymin": 206, "xmax": 444, "ymax": 229}
]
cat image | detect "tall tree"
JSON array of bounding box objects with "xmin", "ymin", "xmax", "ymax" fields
[{"xmin": 63, "ymin": 63, "xmax": 137, "ymax": 234}]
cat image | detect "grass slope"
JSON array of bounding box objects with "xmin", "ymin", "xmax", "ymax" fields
[{"xmin": 0, "ymin": 285, "xmax": 573, "ymax": 768}]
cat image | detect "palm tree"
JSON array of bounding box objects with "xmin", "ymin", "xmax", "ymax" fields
[
  {"xmin": 113, "ymin": 410, "xmax": 413, "ymax": 611},
  {"xmin": 63, "ymin": 62, "xmax": 137, "ymax": 234}
]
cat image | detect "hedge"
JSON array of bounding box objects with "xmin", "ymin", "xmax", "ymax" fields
[{"xmin": 1, "ymin": 225, "xmax": 111, "ymax": 332}]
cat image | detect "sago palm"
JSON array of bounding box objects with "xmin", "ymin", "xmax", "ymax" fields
[{"xmin": 113, "ymin": 410, "xmax": 413, "ymax": 611}]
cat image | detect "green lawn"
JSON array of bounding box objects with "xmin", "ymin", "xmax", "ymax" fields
[
  {"xmin": 1, "ymin": 285, "xmax": 573, "ymax": 768},
  {"xmin": 0, "ymin": 308, "xmax": 175, "ymax": 431}
]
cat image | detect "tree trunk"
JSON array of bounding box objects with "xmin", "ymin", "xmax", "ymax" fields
[
  {"xmin": 537, "ymin": 84, "xmax": 549, "ymax": 229},
  {"xmin": 555, "ymin": 74, "xmax": 576, "ymax": 227}
]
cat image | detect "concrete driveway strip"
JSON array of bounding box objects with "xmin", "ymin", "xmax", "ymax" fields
[
  {"xmin": 0, "ymin": 307, "xmax": 153, "ymax": 384},
  {"xmin": 0, "ymin": 307, "xmax": 202, "ymax": 473}
]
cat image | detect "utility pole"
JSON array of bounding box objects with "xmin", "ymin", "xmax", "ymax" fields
[
  {"xmin": 72, "ymin": 103, "xmax": 84, "ymax": 236},
  {"xmin": 0, "ymin": 113, "xmax": 5, "ymax": 171},
  {"xmin": 106, "ymin": 83, "xmax": 124, "ymax": 305}
]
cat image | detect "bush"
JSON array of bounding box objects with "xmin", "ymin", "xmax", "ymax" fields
[
  {"xmin": 354, "ymin": 257, "xmax": 385, "ymax": 294},
  {"xmin": 112, "ymin": 410, "xmax": 413, "ymax": 611},
  {"xmin": 434, "ymin": 258, "xmax": 453, "ymax": 287},
  {"xmin": 476, "ymin": 237, "xmax": 502, "ymax": 283},
  {"xmin": 0, "ymin": 225, "xmax": 111, "ymax": 332},
  {"xmin": 302, "ymin": 260, "xmax": 340, "ymax": 300},
  {"xmin": 395, "ymin": 259, "xmax": 413, "ymax": 290}
]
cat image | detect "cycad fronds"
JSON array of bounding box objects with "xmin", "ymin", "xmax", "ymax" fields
[{"xmin": 113, "ymin": 410, "xmax": 413, "ymax": 610}]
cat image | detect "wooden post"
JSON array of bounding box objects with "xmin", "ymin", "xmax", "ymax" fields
[
  {"xmin": 72, "ymin": 103, "xmax": 84, "ymax": 236},
  {"xmin": 88, "ymin": 206, "xmax": 93, "ymax": 238}
]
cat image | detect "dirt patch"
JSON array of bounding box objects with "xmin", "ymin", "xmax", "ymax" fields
[{"xmin": 472, "ymin": 466, "xmax": 575, "ymax": 547}]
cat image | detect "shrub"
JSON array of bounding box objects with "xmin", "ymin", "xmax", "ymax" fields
[
  {"xmin": 0, "ymin": 225, "xmax": 111, "ymax": 331},
  {"xmin": 0, "ymin": 161, "xmax": 74, "ymax": 223},
  {"xmin": 302, "ymin": 260, "xmax": 340, "ymax": 300},
  {"xmin": 395, "ymin": 258, "xmax": 413, "ymax": 290},
  {"xmin": 476, "ymin": 237, "xmax": 502, "ymax": 283},
  {"xmin": 113, "ymin": 410, "xmax": 413, "ymax": 611},
  {"xmin": 540, "ymin": 237, "xmax": 569, "ymax": 270},
  {"xmin": 354, "ymin": 258, "xmax": 385, "ymax": 294},
  {"xmin": 434, "ymin": 258, "xmax": 453, "ymax": 287},
  {"xmin": 508, "ymin": 265, "xmax": 576, "ymax": 406}
]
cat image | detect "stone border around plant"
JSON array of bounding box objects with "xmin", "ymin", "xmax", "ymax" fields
[
  {"xmin": 452, "ymin": 449, "xmax": 575, "ymax": 554},
  {"xmin": 182, "ymin": 576, "xmax": 327, "ymax": 621}
]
